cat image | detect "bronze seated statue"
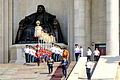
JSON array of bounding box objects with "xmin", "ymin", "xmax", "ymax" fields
[{"xmin": 15, "ymin": 5, "xmax": 64, "ymax": 44}]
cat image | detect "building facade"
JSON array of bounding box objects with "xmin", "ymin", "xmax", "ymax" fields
[{"xmin": 0, "ymin": 0, "xmax": 119, "ymax": 63}]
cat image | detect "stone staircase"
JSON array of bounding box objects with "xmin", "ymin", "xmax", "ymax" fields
[
  {"xmin": 1, "ymin": 57, "xmax": 120, "ymax": 80},
  {"xmin": 0, "ymin": 62, "xmax": 60, "ymax": 80},
  {"xmin": 67, "ymin": 57, "xmax": 96, "ymax": 80},
  {"xmin": 0, "ymin": 62, "xmax": 76, "ymax": 80},
  {"xmin": 91, "ymin": 56, "xmax": 120, "ymax": 80},
  {"xmin": 67, "ymin": 56, "xmax": 120, "ymax": 80}
]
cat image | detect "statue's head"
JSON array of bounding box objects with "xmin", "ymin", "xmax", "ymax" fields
[
  {"xmin": 37, "ymin": 5, "xmax": 45, "ymax": 13},
  {"xmin": 53, "ymin": 19, "xmax": 59, "ymax": 28},
  {"xmin": 53, "ymin": 19, "xmax": 58, "ymax": 25}
]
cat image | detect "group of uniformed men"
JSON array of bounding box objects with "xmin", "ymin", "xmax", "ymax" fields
[
  {"xmin": 24, "ymin": 43, "xmax": 69, "ymax": 63},
  {"xmin": 23, "ymin": 44, "xmax": 69, "ymax": 77}
]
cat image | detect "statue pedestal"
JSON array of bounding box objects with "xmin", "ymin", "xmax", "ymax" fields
[{"xmin": 9, "ymin": 43, "xmax": 67, "ymax": 63}]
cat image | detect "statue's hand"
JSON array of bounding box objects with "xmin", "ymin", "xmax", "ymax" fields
[{"xmin": 19, "ymin": 24, "xmax": 23, "ymax": 27}]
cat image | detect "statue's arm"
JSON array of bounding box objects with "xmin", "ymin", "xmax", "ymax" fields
[
  {"xmin": 19, "ymin": 13, "xmax": 36, "ymax": 27},
  {"xmin": 19, "ymin": 16, "xmax": 30, "ymax": 27}
]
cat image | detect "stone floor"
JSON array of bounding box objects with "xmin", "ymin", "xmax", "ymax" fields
[
  {"xmin": 0, "ymin": 61, "xmax": 119, "ymax": 80},
  {"xmin": 0, "ymin": 62, "xmax": 60, "ymax": 80},
  {"xmin": 0, "ymin": 62, "xmax": 76, "ymax": 80}
]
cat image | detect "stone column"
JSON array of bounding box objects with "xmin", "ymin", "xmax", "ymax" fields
[
  {"xmin": 0, "ymin": 0, "xmax": 9, "ymax": 63},
  {"xmin": 3, "ymin": 0, "xmax": 9, "ymax": 63},
  {"xmin": 106, "ymin": 0, "xmax": 119, "ymax": 56},
  {"xmin": 8, "ymin": 0, "xmax": 13, "ymax": 46},
  {"xmin": 0, "ymin": 0, "xmax": 4, "ymax": 63},
  {"xmin": 8, "ymin": 0, "xmax": 13, "ymax": 62},
  {"xmin": 74, "ymin": 0, "xmax": 85, "ymax": 45},
  {"xmin": 74, "ymin": 0, "xmax": 91, "ymax": 56},
  {"xmin": 84, "ymin": 0, "xmax": 91, "ymax": 55},
  {"xmin": 67, "ymin": 0, "xmax": 74, "ymax": 61}
]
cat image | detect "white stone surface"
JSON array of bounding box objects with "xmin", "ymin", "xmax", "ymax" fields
[
  {"xmin": 67, "ymin": 57, "xmax": 87, "ymax": 80},
  {"xmin": 91, "ymin": 56, "xmax": 120, "ymax": 80}
]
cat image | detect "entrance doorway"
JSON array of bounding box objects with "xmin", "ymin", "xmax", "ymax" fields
[{"xmin": 95, "ymin": 44, "xmax": 106, "ymax": 56}]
